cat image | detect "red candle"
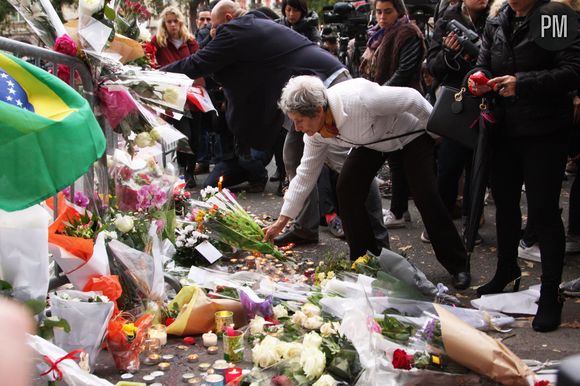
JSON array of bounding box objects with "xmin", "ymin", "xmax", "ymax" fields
[{"xmin": 225, "ymin": 367, "xmax": 242, "ymax": 385}]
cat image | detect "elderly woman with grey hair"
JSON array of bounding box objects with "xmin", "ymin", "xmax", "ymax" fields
[{"xmin": 264, "ymin": 75, "xmax": 472, "ymax": 289}]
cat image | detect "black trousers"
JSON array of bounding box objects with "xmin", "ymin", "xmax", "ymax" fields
[
  {"xmin": 437, "ymin": 138, "xmax": 474, "ymax": 218},
  {"xmin": 491, "ymin": 136, "xmax": 567, "ymax": 285},
  {"xmin": 387, "ymin": 153, "xmax": 410, "ymax": 217},
  {"xmin": 337, "ymin": 134, "xmax": 468, "ymax": 274}
]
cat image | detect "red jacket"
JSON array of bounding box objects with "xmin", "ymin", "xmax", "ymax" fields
[{"xmin": 151, "ymin": 35, "xmax": 198, "ymax": 67}]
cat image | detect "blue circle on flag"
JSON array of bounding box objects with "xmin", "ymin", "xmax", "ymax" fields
[{"xmin": 0, "ymin": 67, "xmax": 35, "ymax": 112}]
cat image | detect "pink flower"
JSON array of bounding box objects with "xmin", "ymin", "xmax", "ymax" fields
[
  {"xmin": 73, "ymin": 191, "xmax": 89, "ymax": 208},
  {"xmin": 62, "ymin": 187, "xmax": 71, "ymax": 200},
  {"xmin": 55, "ymin": 34, "xmax": 77, "ymax": 56},
  {"xmin": 367, "ymin": 316, "xmax": 382, "ymax": 333},
  {"xmin": 119, "ymin": 166, "xmax": 133, "ymax": 181},
  {"xmin": 97, "ymin": 87, "xmax": 139, "ymax": 130}
]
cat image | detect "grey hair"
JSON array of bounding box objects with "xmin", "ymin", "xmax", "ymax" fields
[{"xmin": 278, "ymin": 76, "xmax": 328, "ymax": 117}]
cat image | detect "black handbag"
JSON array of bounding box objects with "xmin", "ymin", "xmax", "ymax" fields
[{"xmin": 427, "ymin": 85, "xmax": 490, "ymax": 149}]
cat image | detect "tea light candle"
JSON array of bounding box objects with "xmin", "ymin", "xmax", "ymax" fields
[
  {"xmin": 148, "ymin": 324, "xmax": 167, "ymax": 346},
  {"xmin": 202, "ymin": 331, "xmax": 218, "ymax": 347},
  {"xmin": 120, "ymin": 373, "xmax": 134, "ymax": 379},
  {"xmin": 207, "ymin": 368, "xmax": 215, "ymax": 375},
  {"xmin": 177, "ymin": 345, "xmax": 190, "ymax": 351},
  {"xmin": 187, "ymin": 377, "xmax": 203, "ymax": 385},
  {"xmin": 182, "ymin": 373, "xmax": 196, "ymax": 382},
  {"xmin": 225, "ymin": 367, "xmax": 243, "ymax": 385},
  {"xmin": 157, "ymin": 362, "xmax": 171, "ymax": 370},
  {"xmin": 245, "ymin": 255, "xmax": 256, "ymax": 268},
  {"xmin": 142, "ymin": 375, "xmax": 156, "ymax": 384},
  {"xmin": 161, "ymin": 354, "xmax": 175, "ymax": 361},
  {"xmin": 207, "ymin": 345, "xmax": 219, "ymax": 355},
  {"xmin": 150, "ymin": 371, "xmax": 165, "ymax": 378},
  {"xmin": 213, "ymin": 359, "xmax": 227, "ymax": 366},
  {"xmin": 198, "ymin": 362, "xmax": 211, "ymax": 371},
  {"xmin": 187, "ymin": 354, "xmax": 199, "ymax": 363},
  {"xmin": 213, "ymin": 361, "xmax": 229, "ymax": 375},
  {"xmin": 205, "ymin": 374, "xmax": 225, "ymax": 386},
  {"xmin": 143, "ymin": 353, "xmax": 161, "ymax": 365}
]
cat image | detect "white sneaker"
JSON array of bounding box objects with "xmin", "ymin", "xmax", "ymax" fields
[
  {"xmin": 566, "ymin": 234, "xmax": 580, "ymax": 254},
  {"xmin": 518, "ymin": 240, "xmax": 541, "ymax": 262},
  {"xmin": 383, "ymin": 210, "xmax": 406, "ymax": 229}
]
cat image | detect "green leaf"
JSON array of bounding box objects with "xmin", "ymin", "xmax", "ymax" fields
[
  {"xmin": 104, "ymin": 4, "xmax": 116, "ymax": 20},
  {"xmin": 24, "ymin": 299, "xmax": 47, "ymax": 315},
  {"xmin": 0, "ymin": 279, "xmax": 13, "ymax": 290},
  {"xmin": 38, "ymin": 318, "xmax": 71, "ymax": 340}
]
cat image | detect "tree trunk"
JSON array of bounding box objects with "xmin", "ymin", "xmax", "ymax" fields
[{"xmin": 188, "ymin": 0, "xmax": 203, "ymax": 33}]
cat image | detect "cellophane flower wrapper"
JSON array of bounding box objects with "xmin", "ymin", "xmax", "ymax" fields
[
  {"xmin": 49, "ymin": 290, "xmax": 115, "ymax": 372},
  {"xmin": 192, "ymin": 189, "xmax": 288, "ymax": 262},
  {"xmin": 321, "ymin": 277, "xmax": 514, "ymax": 331},
  {"xmin": 106, "ymin": 313, "xmax": 154, "ymax": 372},
  {"xmin": 46, "ymin": 193, "xmax": 110, "ymax": 290},
  {"xmin": 111, "ymin": 150, "xmax": 176, "ymax": 215},
  {"xmin": 239, "ymin": 286, "xmax": 274, "ymax": 320},
  {"xmin": 186, "ymin": 265, "xmax": 265, "ymax": 291},
  {"xmin": 7, "ymin": 0, "xmax": 66, "ymax": 48},
  {"xmin": 106, "ymin": 229, "xmax": 165, "ymax": 314},
  {"xmin": 28, "ymin": 334, "xmax": 114, "ymax": 386},
  {"xmin": 431, "ymin": 304, "xmax": 535, "ymax": 386},
  {"xmin": 0, "ymin": 205, "xmax": 50, "ymax": 302},
  {"xmin": 111, "ymin": 69, "xmax": 193, "ymax": 113}
]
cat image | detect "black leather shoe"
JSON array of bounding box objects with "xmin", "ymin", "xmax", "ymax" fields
[
  {"xmin": 451, "ymin": 272, "xmax": 471, "ymax": 290},
  {"xmin": 274, "ymin": 230, "xmax": 318, "ymax": 247}
]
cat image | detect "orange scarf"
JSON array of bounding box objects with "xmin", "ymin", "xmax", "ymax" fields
[{"xmin": 319, "ymin": 109, "xmax": 339, "ymax": 138}]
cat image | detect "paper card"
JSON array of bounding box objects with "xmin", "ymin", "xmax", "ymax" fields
[{"xmin": 195, "ymin": 240, "xmax": 222, "ymax": 264}]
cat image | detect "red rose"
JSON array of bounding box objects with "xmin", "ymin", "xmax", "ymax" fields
[
  {"xmin": 164, "ymin": 317, "xmax": 175, "ymax": 326},
  {"xmin": 535, "ymin": 381, "xmax": 550, "ymax": 386},
  {"xmin": 392, "ymin": 349, "xmax": 412, "ymax": 370},
  {"xmin": 54, "ymin": 34, "xmax": 77, "ymax": 56}
]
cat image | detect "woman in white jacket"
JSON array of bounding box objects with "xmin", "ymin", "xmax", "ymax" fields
[{"xmin": 264, "ymin": 75, "xmax": 471, "ymax": 289}]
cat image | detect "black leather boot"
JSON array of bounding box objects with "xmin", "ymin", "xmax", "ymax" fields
[
  {"xmin": 532, "ymin": 283, "xmax": 564, "ymax": 332},
  {"xmin": 476, "ymin": 261, "xmax": 521, "ymax": 296}
]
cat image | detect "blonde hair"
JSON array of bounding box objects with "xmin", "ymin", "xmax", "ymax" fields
[{"xmin": 156, "ymin": 6, "xmax": 192, "ymax": 48}]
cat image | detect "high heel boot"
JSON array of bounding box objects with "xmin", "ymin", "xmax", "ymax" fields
[
  {"xmin": 476, "ymin": 262, "xmax": 521, "ymax": 296},
  {"xmin": 532, "ymin": 283, "xmax": 564, "ymax": 332}
]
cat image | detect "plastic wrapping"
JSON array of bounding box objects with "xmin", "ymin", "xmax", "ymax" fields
[{"xmin": 49, "ymin": 290, "xmax": 115, "ymax": 372}]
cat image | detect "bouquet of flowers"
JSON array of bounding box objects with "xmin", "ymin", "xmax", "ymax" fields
[
  {"xmin": 115, "ymin": 0, "xmax": 151, "ymax": 40},
  {"xmin": 106, "ymin": 312, "xmax": 153, "ymax": 371},
  {"xmin": 6, "ymin": 0, "xmax": 66, "ymax": 48},
  {"xmin": 49, "ymin": 290, "xmax": 115, "ymax": 372},
  {"xmin": 172, "ymin": 222, "xmax": 211, "ymax": 267},
  {"xmin": 192, "ymin": 187, "xmax": 288, "ymax": 262}
]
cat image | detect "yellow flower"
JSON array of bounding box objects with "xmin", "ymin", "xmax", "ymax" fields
[
  {"xmin": 326, "ymin": 271, "xmax": 335, "ymax": 280},
  {"xmin": 162, "ymin": 88, "xmax": 179, "ymax": 105},
  {"xmin": 351, "ymin": 254, "xmax": 369, "ymax": 270},
  {"xmin": 122, "ymin": 323, "xmax": 138, "ymax": 338},
  {"xmin": 195, "ymin": 210, "xmax": 206, "ymax": 223}
]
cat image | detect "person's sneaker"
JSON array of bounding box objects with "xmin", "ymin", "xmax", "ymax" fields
[
  {"xmin": 518, "ymin": 240, "xmax": 541, "ymax": 262},
  {"xmin": 565, "ymin": 160, "xmax": 578, "ymax": 176},
  {"xmin": 566, "ymin": 233, "xmax": 580, "ymax": 254},
  {"xmin": 329, "ymin": 216, "xmax": 345, "ymax": 238},
  {"xmin": 420, "ymin": 231, "xmax": 430, "ymax": 243},
  {"xmin": 383, "ymin": 210, "xmax": 406, "ymax": 229},
  {"xmin": 560, "ymin": 277, "xmax": 580, "ymax": 296}
]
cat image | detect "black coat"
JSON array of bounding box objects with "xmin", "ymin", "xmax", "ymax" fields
[
  {"xmin": 427, "ymin": 2, "xmax": 487, "ymax": 88},
  {"xmin": 276, "ymin": 11, "xmax": 321, "ymax": 44},
  {"xmin": 476, "ymin": 1, "xmax": 580, "ymax": 138},
  {"xmin": 162, "ymin": 11, "xmax": 343, "ymax": 151}
]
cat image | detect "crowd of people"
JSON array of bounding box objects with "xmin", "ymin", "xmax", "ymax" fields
[{"xmin": 156, "ymin": 0, "xmax": 580, "ymax": 332}]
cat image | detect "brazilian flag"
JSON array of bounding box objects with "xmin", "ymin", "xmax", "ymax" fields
[{"xmin": 0, "ymin": 52, "xmax": 105, "ymax": 212}]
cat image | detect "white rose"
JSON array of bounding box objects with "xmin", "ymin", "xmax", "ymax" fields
[
  {"xmin": 135, "ymin": 132, "xmax": 154, "ymax": 148},
  {"xmin": 303, "ymin": 316, "xmax": 324, "ymax": 330},
  {"xmin": 320, "ymin": 322, "xmax": 338, "ymax": 337},
  {"xmin": 312, "ymin": 374, "xmax": 338, "ymax": 386},
  {"xmin": 249, "ymin": 316, "xmax": 266, "ymax": 336},
  {"xmin": 184, "ymin": 225, "xmax": 194, "ymax": 233},
  {"xmin": 303, "ymin": 331, "xmax": 322, "ymax": 349},
  {"xmin": 302, "ymin": 303, "xmax": 321, "ymax": 318},
  {"xmin": 273, "ymin": 304, "xmax": 288, "ymax": 319},
  {"xmin": 291, "ymin": 310, "xmax": 307, "ymax": 326},
  {"xmin": 102, "ymin": 230, "xmax": 118, "ymax": 240},
  {"xmin": 114, "ymin": 215, "xmax": 134, "ymax": 233},
  {"xmin": 252, "ymin": 336, "xmax": 281, "ymax": 368},
  {"xmin": 281, "ymin": 342, "xmax": 303, "ymax": 360},
  {"xmin": 175, "ymin": 240, "xmax": 183, "ymax": 248},
  {"xmin": 300, "ymin": 347, "xmax": 326, "ymax": 380},
  {"xmin": 162, "ymin": 88, "xmax": 179, "ymax": 105},
  {"xmin": 138, "ymin": 24, "xmax": 152, "ymax": 42}
]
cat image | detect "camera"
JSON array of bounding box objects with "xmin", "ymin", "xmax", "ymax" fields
[
  {"xmin": 321, "ymin": 0, "xmax": 371, "ymax": 76},
  {"xmin": 446, "ymin": 19, "xmax": 481, "ymax": 58}
]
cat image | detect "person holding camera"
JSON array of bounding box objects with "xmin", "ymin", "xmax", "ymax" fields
[
  {"xmin": 427, "ymin": 0, "xmax": 489, "ymax": 242},
  {"xmin": 474, "ymin": 0, "xmax": 580, "ymax": 332}
]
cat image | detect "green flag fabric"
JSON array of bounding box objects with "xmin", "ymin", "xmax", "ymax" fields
[{"xmin": 0, "ymin": 52, "xmax": 105, "ymax": 211}]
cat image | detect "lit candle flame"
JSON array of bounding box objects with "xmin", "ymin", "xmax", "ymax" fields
[{"xmin": 218, "ymin": 176, "xmax": 223, "ymax": 192}]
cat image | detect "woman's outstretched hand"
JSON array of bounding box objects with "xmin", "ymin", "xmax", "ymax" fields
[{"xmin": 263, "ymin": 215, "xmax": 291, "ymax": 243}]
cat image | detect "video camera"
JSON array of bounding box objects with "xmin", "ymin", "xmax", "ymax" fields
[{"xmin": 446, "ymin": 19, "xmax": 481, "ymax": 58}]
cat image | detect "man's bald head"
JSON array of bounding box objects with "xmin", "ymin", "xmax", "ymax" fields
[{"xmin": 211, "ymin": 0, "xmax": 246, "ymax": 29}]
